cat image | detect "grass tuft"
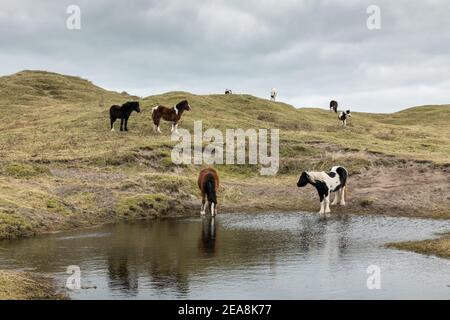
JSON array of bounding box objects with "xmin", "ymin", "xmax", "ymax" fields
[{"xmin": 115, "ymin": 194, "xmax": 171, "ymax": 219}]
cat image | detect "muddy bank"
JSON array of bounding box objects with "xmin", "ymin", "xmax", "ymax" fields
[{"xmin": 0, "ymin": 270, "xmax": 65, "ymax": 300}]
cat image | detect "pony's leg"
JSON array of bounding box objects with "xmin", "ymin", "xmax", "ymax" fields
[
  {"xmin": 324, "ymin": 194, "xmax": 331, "ymax": 214},
  {"xmin": 319, "ymin": 199, "xmax": 325, "ymax": 215},
  {"xmin": 340, "ymin": 187, "xmax": 346, "ymax": 205},
  {"xmin": 110, "ymin": 117, "xmax": 116, "ymax": 131},
  {"xmin": 331, "ymin": 191, "xmax": 339, "ymax": 205},
  {"xmin": 154, "ymin": 120, "xmax": 162, "ymax": 133},
  {"xmin": 200, "ymin": 195, "xmax": 206, "ymax": 215},
  {"xmin": 174, "ymin": 123, "xmax": 179, "ymax": 134},
  {"xmin": 120, "ymin": 118, "xmax": 124, "ymax": 131},
  {"xmin": 124, "ymin": 117, "xmax": 129, "ymax": 131},
  {"xmin": 171, "ymin": 123, "xmax": 175, "ymax": 133}
]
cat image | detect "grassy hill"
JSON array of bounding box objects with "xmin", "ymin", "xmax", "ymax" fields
[{"xmin": 0, "ymin": 70, "xmax": 449, "ymax": 240}]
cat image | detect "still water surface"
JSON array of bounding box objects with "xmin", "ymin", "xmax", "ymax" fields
[{"xmin": 0, "ymin": 212, "xmax": 449, "ymax": 299}]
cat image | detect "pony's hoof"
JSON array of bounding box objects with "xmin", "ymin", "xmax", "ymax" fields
[
  {"xmin": 110, "ymin": 129, "xmax": 115, "ymax": 132},
  {"xmin": 200, "ymin": 211, "xmax": 206, "ymax": 215}
]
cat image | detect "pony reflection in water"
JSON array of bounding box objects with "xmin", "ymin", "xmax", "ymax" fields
[{"xmin": 198, "ymin": 216, "xmax": 217, "ymax": 256}]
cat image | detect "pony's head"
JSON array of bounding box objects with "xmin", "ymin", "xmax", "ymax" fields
[
  {"xmin": 297, "ymin": 172, "xmax": 311, "ymax": 187},
  {"xmin": 123, "ymin": 101, "xmax": 141, "ymax": 113},
  {"xmin": 176, "ymin": 100, "xmax": 192, "ymax": 112},
  {"xmin": 346, "ymin": 110, "xmax": 351, "ymax": 117}
]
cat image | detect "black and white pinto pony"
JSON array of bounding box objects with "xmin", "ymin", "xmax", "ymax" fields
[
  {"xmin": 297, "ymin": 166, "xmax": 348, "ymax": 216},
  {"xmin": 330, "ymin": 100, "xmax": 338, "ymax": 113},
  {"xmin": 270, "ymin": 88, "xmax": 277, "ymax": 101},
  {"xmin": 151, "ymin": 100, "xmax": 192, "ymax": 134},
  {"xmin": 338, "ymin": 110, "xmax": 351, "ymax": 126},
  {"xmin": 225, "ymin": 89, "xmax": 233, "ymax": 94},
  {"xmin": 109, "ymin": 101, "xmax": 141, "ymax": 131}
]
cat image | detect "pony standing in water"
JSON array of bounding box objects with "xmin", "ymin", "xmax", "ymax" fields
[{"xmin": 198, "ymin": 168, "xmax": 219, "ymax": 216}]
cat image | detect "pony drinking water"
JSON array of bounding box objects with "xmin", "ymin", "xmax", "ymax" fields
[{"xmin": 198, "ymin": 168, "xmax": 219, "ymax": 216}]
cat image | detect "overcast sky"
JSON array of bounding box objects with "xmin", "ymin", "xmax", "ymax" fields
[{"xmin": 1, "ymin": 0, "xmax": 449, "ymax": 112}]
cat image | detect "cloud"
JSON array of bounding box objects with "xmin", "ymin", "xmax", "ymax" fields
[{"xmin": 0, "ymin": 0, "xmax": 449, "ymax": 112}]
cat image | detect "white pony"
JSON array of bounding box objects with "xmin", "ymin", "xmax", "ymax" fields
[{"xmin": 270, "ymin": 88, "xmax": 277, "ymax": 101}]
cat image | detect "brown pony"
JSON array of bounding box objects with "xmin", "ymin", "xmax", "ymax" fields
[
  {"xmin": 198, "ymin": 168, "xmax": 219, "ymax": 216},
  {"xmin": 151, "ymin": 100, "xmax": 192, "ymax": 134}
]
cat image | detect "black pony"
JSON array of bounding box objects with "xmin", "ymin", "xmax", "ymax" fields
[
  {"xmin": 110, "ymin": 101, "xmax": 140, "ymax": 131},
  {"xmin": 330, "ymin": 100, "xmax": 338, "ymax": 113}
]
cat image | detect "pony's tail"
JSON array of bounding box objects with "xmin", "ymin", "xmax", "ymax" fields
[{"xmin": 204, "ymin": 177, "xmax": 217, "ymax": 204}]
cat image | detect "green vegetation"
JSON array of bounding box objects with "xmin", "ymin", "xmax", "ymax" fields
[
  {"xmin": 115, "ymin": 193, "xmax": 171, "ymax": 219},
  {"xmin": 388, "ymin": 233, "xmax": 450, "ymax": 259},
  {"xmin": 0, "ymin": 211, "xmax": 36, "ymax": 239},
  {"xmin": 0, "ymin": 70, "xmax": 448, "ymax": 243},
  {"xmin": 3, "ymin": 163, "xmax": 49, "ymax": 178}
]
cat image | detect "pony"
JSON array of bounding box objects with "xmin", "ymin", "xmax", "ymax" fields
[
  {"xmin": 109, "ymin": 101, "xmax": 140, "ymax": 131},
  {"xmin": 270, "ymin": 88, "xmax": 278, "ymax": 101},
  {"xmin": 297, "ymin": 166, "xmax": 348, "ymax": 216},
  {"xmin": 330, "ymin": 100, "xmax": 338, "ymax": 113},
  {"xmin": 225, "ymin": 89, "xmax": 233, "ymax": 94},
  {"xmin": 151, "ymin": 100, "xmax": 192, "ymax": 134},
  {"xmin": 198, "ymin": 168, "xmax": 219, "ymax": 216},
  {"xmin": 338, "ymin": 110, "xmax": 351, "ymax": 126}
]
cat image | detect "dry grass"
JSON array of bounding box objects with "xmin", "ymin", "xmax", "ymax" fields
[
  {"xmin": 0, "ymin": 271, "xmax": 65, "ymax": 300},
  {"xmin": 0, "ymin": 70, "xmax": 449, "ymax": 241},
  {"xmin": 387, "ymin": 233, "xmax": 450, "ymax": 259}
]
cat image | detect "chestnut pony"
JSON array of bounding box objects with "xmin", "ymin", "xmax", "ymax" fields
[
  {"xmin": 198, "ymin": 168, "xmax": 219, "ymax": 216},
  {"xmin": 151, "ymin": 100, "xmax": 192, "ymax": 134}
]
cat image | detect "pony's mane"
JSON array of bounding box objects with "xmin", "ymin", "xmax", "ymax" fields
[
  {"xmin": 176, "ymin": 100, "xmax": 188, "ymax": 107},
  {"xmin": 122, "ymin": 101, "xmax": 139, "ymax": 109}
]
